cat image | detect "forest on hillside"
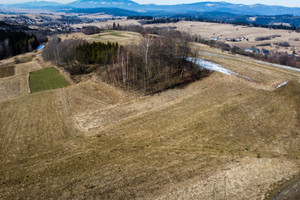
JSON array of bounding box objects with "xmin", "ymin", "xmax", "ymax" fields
[
  {"xmin": 0, "ymin": 30, "xmax": 39, "ymax": 60},
  {"xmin": 42, "ymin": 31, "xmax": 210, "ymax": 94}
]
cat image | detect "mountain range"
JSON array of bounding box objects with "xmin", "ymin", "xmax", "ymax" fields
[{"xmin": 1, "ymin": 0, "xmax": 300, "ymax": 16}]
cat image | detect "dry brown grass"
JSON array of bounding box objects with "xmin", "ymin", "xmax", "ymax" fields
[
  {"xmin": 71, "ymin": 19, "xmax": 140, "ymax": 29},
  {"xmin": 0, "ymin": 74, "xmax": 29, "ymax": 102},
  {"xmin": 0, "ymin": 37, "xmax": 300, "ymax": 199},
  {"xmin": 0, "ymin": 72, "xmax": 299, "ymax": 199},
  {"xmin": 193, "ymin": 43, "xmax": 300, "ymax": 87},
  {"xmin": 14, "ymin": 60, "xmax": 42, "ymax": 75},
  {"xmin": 72, "ymin": 19, "xmax": 300, "ymax": 53},
  {"xmin": 0, "ymin": 52, "xmax": 71, "ymax": 102},
  {"xmin": 144, "ymin": 21, "xmax": 300, "ymax": 54},
  {"xmin": 60, "ymin": 30, "xmax": 142, "ymax": 46}
]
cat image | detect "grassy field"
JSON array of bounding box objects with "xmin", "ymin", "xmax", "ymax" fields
[
  {"xmin": 71, "ymin": 19, "xmax": 300, "ymax": 53},
  {"xmin": 0, "ymin": 52, "xmax": 44, "ymax": 102},
  {"xmin": 60, "ymin": 30, "xmax": 142, "ymax": 45},
  {"xmin": 144, "ymin": 21, "xmax": 300, "ymax": 54},
  {"xmin": 102, "ymin": 30, "xmax": 126, "ymax": 37},
  {"xmin": 0, "ymin": 65, "xmax": 14, "ymax": 78},
  {"xmin": 29, "ymin": 67, "xmax": 70, "ymax": 93},
  {"xmin": 0, "ymin": 73, "xmax": 299, "ymax": 199},
  {"xmin": 0, "ymin": 38, "xmax": 300, "ymax": 199}
]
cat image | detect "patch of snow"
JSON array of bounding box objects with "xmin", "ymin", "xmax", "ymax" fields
[
  {"xmin": 205, "ymin": 3, "xmax": 214, "ymax": 7},
  {"xmin": 187, "ymin": 57, "xmax": 238, "ymax": 75},
  {"xmin": 275, "ymin": 81, "xmax": 289, "ymax": 88},
  {"xmin": 188, "ymin": 57, "xmax": 255, "ymax": 81},
  {"xmin": 198, "ymin": 51, "xmax": 300, "ymax": 73}
]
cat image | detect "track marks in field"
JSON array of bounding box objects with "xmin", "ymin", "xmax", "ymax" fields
[
  {"xmin": 0, "ymin": 74, "xmax": 28, "ymax": 102},
  {"xmin": 0, "ymin": 91, "xmax": 70, "ymax": 163},
  {"xmin": 154, "ymin": 158, "xmax": 299, "ymax": 200}
]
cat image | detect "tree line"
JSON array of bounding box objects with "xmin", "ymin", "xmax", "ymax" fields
[
  {"xmin": 75, "ymin": 42, "xmax": 119, "ymax": 65},
  {"xmin": 127, "ymin": 16, "xmax": 154, "ymax": 20},
  {"xmin": 0, "ymin": 30, "xmax": 39, "ymax": 60},
  {"xmin": 139, "ymin": 18, "xmax": 181, "ymax": 25}
]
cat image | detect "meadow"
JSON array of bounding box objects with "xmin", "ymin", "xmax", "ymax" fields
[
  {"xmin": 29, "ymin": 67, "xmax": 70, "ymax": 93},
  {"xmin": 0, "ymin": 30, "xmax": 299, "ymax": 200}
]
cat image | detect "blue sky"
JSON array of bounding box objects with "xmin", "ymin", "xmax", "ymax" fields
[
  {"xmin": 136, "ymin": 0, "xmax": 300, "ymax": 7},
  {"xmin": 1, "ymin": 0, "xmax": 300, "ymax": 7}
]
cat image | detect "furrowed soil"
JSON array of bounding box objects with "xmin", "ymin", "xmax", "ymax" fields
[
  {"xmin": 0, "ymin": 65, "xmax": 14, "ymax": 78},
  {"xmin": 0, "ymin": 39, "xmax": 300, "ymax": 199}
]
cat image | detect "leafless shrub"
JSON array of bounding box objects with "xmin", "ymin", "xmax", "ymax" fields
[
  {"xmin": 257, "ymin": 43, "xmax": 271, "ymax": 47},
  {"xmin": 255, "ymin": 35, "xmax": 281, "ymax": 41},
  {"xmin": 83, "ymin": 26, "xmax": 102, "ymax": 35},
  {"xmin": 101, "ymin": 32, "xmax": 209, "ymax": 94},
  {"xmin": 274, "ymin": 42, "xmax": 290, "ymax": 47},
  {"xmin": 42, "ymin": 36, "xmax": 84, "ymax": 64}
]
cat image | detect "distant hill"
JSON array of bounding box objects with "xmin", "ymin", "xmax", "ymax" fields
[
  {"xmin": 142, "ymin": 2, "xmax": 300, "ymax": 16},
  {"xmin": 2, "ymin": 1, "xmax": 300, "ymax": 16},
  {"xmin": 2, "ymin": 0, "xmax": 300, "ymax": 27},
  {"xmin": 3, "ymin": 1, "xmax": 65, "ymax": 9},
  {"xmin": 68, "ymin": 7, "xmax": 140, "ymax": 16},
  {"xmin": 66, "ymin": 1, "xmax": 300, "ymax": 16},
  {"xmin": 68, "ymin": 0, "xmax": 141, "ymax": 10},
  {"xmin": 170, "ymin": 12, "xmax": 300, "ymax": 28}
]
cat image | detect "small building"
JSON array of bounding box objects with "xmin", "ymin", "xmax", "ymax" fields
[
  {"xmin": 245, "ymin": 48, "xmax": 254, "ymax": 53},
  {"xmin": 245, "ymin": 47, "xmax": 260, "ymax": 53},
  {"xmin": 261, "ymin": 49, "xmax": 270, "ymax": 54}
]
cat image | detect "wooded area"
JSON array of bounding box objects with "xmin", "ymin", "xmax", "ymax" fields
[
  {"xmin": 75, "ymin": 42, "xmax": 119, "ymax": 65},
  {"xmin": 42, "ymin": 31, "xmax": 209, "ymax": 94},
  {"xmin": 101, "ymin": 32, "xmax": 209, "ymax": 94},
  {"xmin": 0, "ymin": 30, "xmax": 39, "ymax": 60}
]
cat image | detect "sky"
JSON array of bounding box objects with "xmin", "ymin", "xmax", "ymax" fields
[
  {"xmin": 135, "ymin": 0, "xmax": 300, "ymax": 7},
  {"xmin": 1, "ymin": 0, "xmax": 300, "ymax": 7}
]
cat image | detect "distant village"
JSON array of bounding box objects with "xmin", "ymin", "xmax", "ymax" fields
[
  {"xmin": 1, "ymin": 14, "xmax": 112, "ymax": 33},
  {"xmin": 210, "ymin": 35, "xmax": 300, "ymax": 60}
]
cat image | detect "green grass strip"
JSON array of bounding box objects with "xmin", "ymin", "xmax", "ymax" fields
[{"xmin": 29, "ymin": 67, "xmax": 69, "ymax": 93}]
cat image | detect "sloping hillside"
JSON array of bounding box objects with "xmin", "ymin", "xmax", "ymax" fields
[{"xmin": 0, "ymin": 41, "xmax": 299, "ymax": 199}]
